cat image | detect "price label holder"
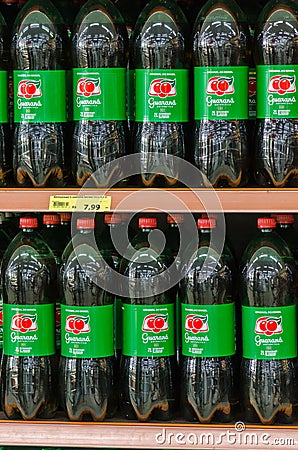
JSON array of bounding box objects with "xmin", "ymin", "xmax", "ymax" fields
[{"xmin": 49, "ymin": 195, "xmax": 112, "ymax": 212}]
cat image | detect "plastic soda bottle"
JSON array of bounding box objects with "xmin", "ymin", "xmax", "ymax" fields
[
  {"xmin": 193, "ymin": 0, "xmax": 250, "ymax": 187},
  {"xmin": 132, "ymin": 0, "xmax": 190, "ymax": 187},
  {"xmin": 254, "ymin": 0, "xmax": 298, "ymax": 187},
  {"xmin": 180, "ymin": 217, "xmax": 236, "ymax": 422},
  {"xmin": 59, "ymin": 217, "xmax": 117, "ymax": 421},
  {"xmin": 72, "ymin": 0, "xmax": 128, "ymax": 187},
  {"xmin": 119, "ymin": 217, "xmax": 178, "ymax": 421},
  {"xmin": 240, "ymin": 217, "xmax": 297, "ymax": 424},
  {"xmin": 11, "ymin": 0, "xmax": 69, "ymax": 187},
  {"xmin": 1, "ymin": 216, "xmax": 58, "ymax": 420}
]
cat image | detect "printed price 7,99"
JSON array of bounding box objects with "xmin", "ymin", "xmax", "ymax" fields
[{"xmin": 84, "ymin": 203, "xmax": 101, "ymax": 211}]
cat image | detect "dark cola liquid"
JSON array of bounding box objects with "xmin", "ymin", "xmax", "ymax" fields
[
  {"xmin": 59, "ymin": 228, "xmax": 117, "ymax": 421},
  {"xmin": 11, "ymin": 1, "xmax": 69, "ymax": 187},
  {"xmin": 1, "ymin": 226, "xmax": 58, "ymax": 420},
  {"xmin": 180, "ymin": 230, "xmax": 236, "ymax": 423},
  {"xmin": 72, "ymin": 3, "xmax": 128, "ymax": 187},
  {"xmin": 193, "ymin": 0, "xmax": 250, "ymax": 187},
  {"xmin": 254, "ymin": 3, "xmax": 298, "ymax": 187},
  {"xmin": 132, "ymin": 0, "xmax": 189, "ymax": 188},
  {"xmin": 240, "ymin": 227, "xmax": 297, "ymax": 424}
]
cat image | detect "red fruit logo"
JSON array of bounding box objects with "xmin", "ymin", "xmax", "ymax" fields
[
  {"xmin": 207, "ymin": 76, "xmax": 234, "ymax": 96},
  {"xmin": 185, "ymin": 314, "xmax": 208, "ymax": 333},
  {"xmin": 11, "ymin": 314, "xmax": 38, "ymax": 333},
  {"xmin": 142, "ymin": 314, "xmax": 168, "ymax": 333},
  {"xmin": 255, "ymin": 316, "xmax": 282, "ymax": 336},
  {"xmin": 148, "ymin": 78, "xmax": 176, "ymax": 98},
  {"xmin": 65, "ymin": 315, "xmax": 90, "ymax": 334},
  {"xmin": 56, "ymin": 307, "xmax": 61, "ymax": 328},
  {"xmin": 17, "ymin": 80, "xmax": 41, "ymax": 99},
  {"xmin": 249, "ymin": 78, "xmax": 256, "ymax": 97},
  {"xmin": 77, "ymin": 77, "xmax": 101, "ymax": 97},
  {"xmin": 268, "ymin": 75, "xmax": 296, "ymax": 95}
]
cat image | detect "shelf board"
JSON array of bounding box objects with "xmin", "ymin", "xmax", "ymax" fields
[
  {"xmin": 2, "ymin": 187, "xmax": 298, "ymax": 212},
  {"xmin": 0, "ymin": 417, "xmax": 297, "ymax": 449}
]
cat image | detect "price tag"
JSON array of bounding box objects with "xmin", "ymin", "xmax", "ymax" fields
[{"xmin": 49, "ymin": 195, "xmax": 111, "ymax": 212}]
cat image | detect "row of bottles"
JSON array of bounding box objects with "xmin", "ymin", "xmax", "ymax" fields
[
  {"xmin": 0, "ymin": 210, "xmax": 298, "ymax": 425},
  {"xmin": 0, "ymin": 0, "xmax": 295, "ymax": 188}
]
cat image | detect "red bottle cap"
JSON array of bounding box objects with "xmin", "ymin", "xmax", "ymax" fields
[
  {"xmin": 197, "ymin": 218, "xmax": 216, "ymax": 229},
  {"xmin": 104, "ymin": 213, "xmax": 122, "ymax": 224},
  {"xmin": 59, "ymin": 212, "xmax": 71, "ymax": 223},
  {"xmin": 43, "ymin": 214, "xmax": 60, "ymax": 225},
  {"xmin": 20, "ymin": 217, "xmax": 38, "ymax": 229},
  {"xmin": 77, "ymin": 218, "xmax": 95, "ymax": 229},
  {"xmin": 167, "ymin": 214, "xmax": 184, "ymax": 224},
  {"xmin": 258, "ymin": 218, "xmax": 276, "ymax": 229},
  {"xmin": 275, "ymin": 214, "xmax": 295, "ymax": 225},
  {"xmin": 138, "ymin": 218, "xmax": 157, "ymax": 228}
]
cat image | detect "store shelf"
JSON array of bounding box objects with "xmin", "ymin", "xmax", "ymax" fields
[
  {"xmin": 2, "ymin": 187, "xmax": 298, "ymax": 212},
  {"xmin": 0, "ymin": 417, "xmax": 297, "ymax": 449}
]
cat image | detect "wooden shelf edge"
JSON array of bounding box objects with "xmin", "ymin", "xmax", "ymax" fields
[
  {"xmin": 0, "ymin": 420, "xmax": 297, "ymax": 449},
  {"xmin": 2, "ymin": 187, "xmax": 298, "ymax": 212}
]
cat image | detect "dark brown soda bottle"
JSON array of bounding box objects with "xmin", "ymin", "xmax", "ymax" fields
[
  {"xmin": 193, "ymin": 0, "xmax": 250, "ymax": 187},
  {"xmin": 254, "ymin": 0, "xmax": 298, "ymax": 187},
  {"xmin": 1, "ymin": 216, "xmax": 58, "ymax": 420},
  {"xmin": 240, "ymin": 217, "xmax": 297, "ymax": 424},
  {"xmin": 59, "ymin": 218, "xmax": 117, "ymax": 421},
  {"xmin": 132, "ymin": 0, "xmax": 190, "ymax": 187},
  {"xmin": 72, "ymin": 0, "xmax": 128, "ymax": 187},
  {"xmin": 11, "ymin": 0, "xmax": 69, "ymax": 187},
  {"xmin": 180, "ymin": 218, "xmax": 236, "ymax": 423},
  {"xmin": 119, "ymin": 217, "xmax": 178, "ymax": 421}
]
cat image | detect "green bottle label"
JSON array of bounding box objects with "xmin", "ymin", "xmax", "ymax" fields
[
  {"xmin": 73, "ymin": 68, "xmax": 126, "ymax": 121},
  {"xmin": 257, "ymin": 65, "xmax": 298, "ymax": 118},
  {"xmin": 3, "ymin": 303, "xmax": 55, "ymax": 356},
  {"xmin": 61, "ymin": 304, "xmax": 114, "ymax": 358},
  {"xmin": 0, "ymin": 71, "xmax": 8, "ymax": 123},
  {"xmin": 242, "ymin": 305, "xmax": 297, "ymax": 360},
  {"xmin": 135, "ymin": 69, "xmax": 189, "ymax": 122},
  {"xmin": 56, "ymin": 303, "xmax": 61, "ymax": 351},
  {"xmin": 122, "ymin": 303, "xmax": 175, "ymax": 357},
  {"xmin": 127, "ymin": 69, "xmax": 135, "ymax": 123},
  {"xmin": 181, "ymin": 303, "xmax": 235, "ymax": 357},
  {"xmin": 194, "ymin": 66, "xmax": 248, "ymax": 120},
  {"xmin": 13, "ymin": 70, "xmax": 67, "ymax": 123},
  {"xmin": 249, "ymin": 68, "xmax": 256, "ymax": 119}
]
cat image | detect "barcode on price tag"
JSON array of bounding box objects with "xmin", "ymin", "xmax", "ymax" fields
[{"xmin": 49, "ymin": 195, "xmax": 111, "ymax": 212}]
